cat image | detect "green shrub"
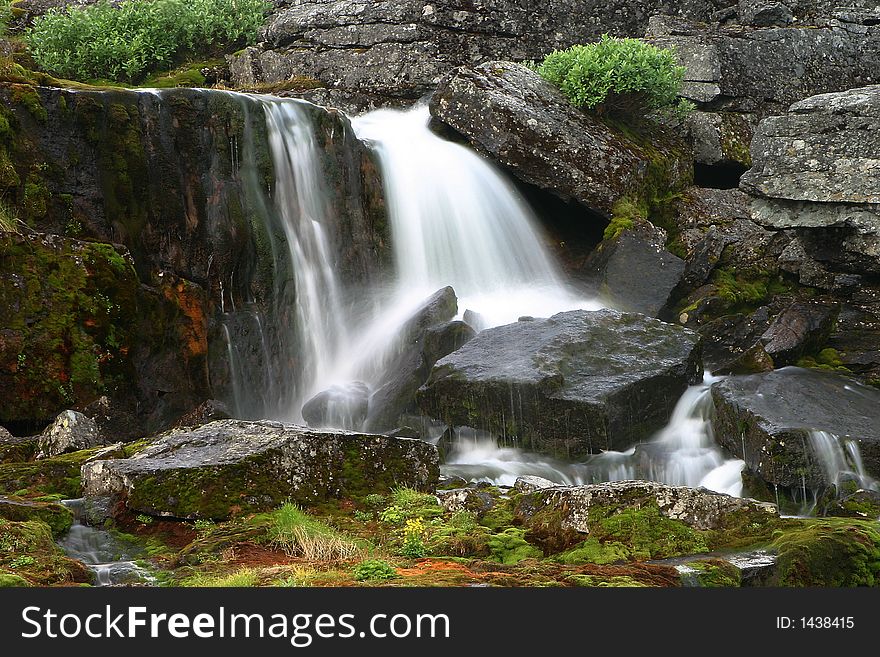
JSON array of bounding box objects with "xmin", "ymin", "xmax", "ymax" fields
[
  {"xmin": 352, "ymin": 559, "xmax": 398, "ymax": 582},
  {"xmin": 537, "ymin": 36, "xmax": 688, "ymax": 121},
  {"xmin": 25, "ymin": 0, "xmax": 269, "ymax": 82}
]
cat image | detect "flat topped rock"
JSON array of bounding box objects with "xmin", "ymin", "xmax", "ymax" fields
[
  {"xmin": 417, "ymin": 309, "xmax": 702, "ymax": 457},
  {"xmin": 83, "ymin": 419, "xmax": 439, "ymax": 520},
  {"xmin": 514, "ymin": 480, "xmax": 778, "ymax": 534},
  {"xmin": 711, "ymin": 367, "xmax": 880, "ymax": 488}
]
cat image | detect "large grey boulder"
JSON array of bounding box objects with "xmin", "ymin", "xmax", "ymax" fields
[
  {"xmin": 37, "ymin": 410, "xmax": 102, "ymax": 459},
  {"xmin": 82, "ymin": 419, "xmax": 439, "ymax": 519},
  {"xmin": 514, "ymin": 480, "xmax": 778, "ymax": 534},
  {"xmin": 711, "ymin": 368, "xmax": 880, "ymax": 489},
  {"xmin": 429, "ymin": 61, "xmax": 691, "ymax": 217},
  {"xmin": 417, "ymin": 309, "xmax": 703, "ymax": 458}
]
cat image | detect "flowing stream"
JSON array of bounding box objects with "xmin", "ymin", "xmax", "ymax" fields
[{"xmin": 59, "ymin": 499, "xmax": 154, "ymax": 587}]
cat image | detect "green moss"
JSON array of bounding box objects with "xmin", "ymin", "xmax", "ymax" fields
[
  {"xmin": 603, "ymin": 201, "xmax": 639, "ymax": 241},
  {"xmin": 182, "ymin": 567, "xmax": 260, "ymax": 587},
  {"xmin": 0, "ymin": 446, "xmax": 105, "ymax": 498},
  {"xmin": 554, "ymin": 538, "xmax": 632, "ymax": 565},
  {"xmin": 566, "ymin": 574, "xmax": 648, "ymax": 587},
  {"xmin": 0, "ymin": 518, "xmax": 92, "ymax": 585},
  {"xmin": 22, "ymin": 175, "xmax": 49, "ymax": 223},
  {"xmin": 0, "ymin": 498, "xmax": 74, "ymax": 537},
  {"xmin": 588, "ymin": 503, "xmax": 709, "ymax": 560},
  {"xmin": 0, "ymin": 573, "xmax": 31, "ymax": 587},
  {"xmin": 771, "ymin": 518, "xmax": 880, "ymax": 587},
  {"xmin": 10, "ymin": 84, "xmax": 47, "ymax": 122},
  {"xmin": 796, "ymin": 348, "xmax": 854, "ymax": 375},
  {"xmin": 686, "ymin": 559, "xmax": 742, "ymax": 587},
  {"xmin": 487, "ymin": 528, "xmax": 543, "ymax": 564}
]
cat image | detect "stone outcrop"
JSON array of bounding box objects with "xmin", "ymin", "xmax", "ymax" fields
[
  {"xmin": 417, "ymin": 309, "xmax": 703, "ymax": 458},
  {"xmin": 430, "ymin": 61, "xmax": 692, "ymax": 218},
  {"xmin": 229, "ymin": 0, "xmax": 731, "ymax": 109},
  {"xmin": 711, "ymin": 367, "xmax": 880, "ymax": 489},
  {"xmin": 36, "ymin": 410, "xmax": 101, "ymax": 459},
  {"xmin": 514, "ymin": 480, "xmax": 779, "ymax": 534},
  {"xmin": 82, "ymin": 419, "xmax": 440, "ymax": 519}
]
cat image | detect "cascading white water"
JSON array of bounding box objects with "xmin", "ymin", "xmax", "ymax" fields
[
  {"xmin": 351, "ymin": 105, "xmax": 599, "ymax": 328},
  {"xmin": 443, "ymin": 374, "xmax": 746, "ymax": 496},
  {"xmin": 808, "ymin": 430, "xmax": 878, "ymax": 492},
  {"xmin": 260, "ymin": 99, "xmax": 352, "ymax": 418}
]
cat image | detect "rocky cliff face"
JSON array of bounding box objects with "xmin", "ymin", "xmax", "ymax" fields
[
  {"xmin": 229, "ymin": 0, "xmax": 732, "ymax": 111},
  {"xmin": 0, "ymin": 85, "xmax": 388, "ymax": 431}
]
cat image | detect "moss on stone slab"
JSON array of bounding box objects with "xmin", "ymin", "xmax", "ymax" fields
[
  {"xmin": 771, "ymin": 518, "xmax": 880, "ymax": 587},
  {"xmin": 0, "ymin": 518, "xmax": 92, "ymax": 585},
  {"xmin": 0, "ymin": 446, "xmax": 105, "ymax": 498},
  {"xmin": 0, "ymin": 497, "xmax": 74, "ymax": 537}
]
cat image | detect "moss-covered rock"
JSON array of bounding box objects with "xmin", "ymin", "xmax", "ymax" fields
[
  {"xmin": 0, "ymin": 496, "xmax": 74, "ymax": 536},
  {"xmin": 0, "ymin": 445, "xmax": 107, "ymax": 498},
  {"xmin": 0, "ymin": 518, "xmax": 92, "ymax": 585},
  {"xmin": 771, "ymin": 518, "xmax": 880, "ymax": 587},
  {"xmin": 83, "ymin": 420, "xmax": 439, "ymax": 520},
  {"xmin": 0, "ymin": 233, "xmax": 139, "ymax": 426}
]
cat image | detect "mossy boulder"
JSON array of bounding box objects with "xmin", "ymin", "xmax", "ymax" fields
[
  {"xmin": 0, "ymin": 518, "xmax": 93, "ymax": 585},
  {"xmin": 711, "ymin": 367, "xmax": 880, "ymax": 489},
  {"xmin": 430, "ymin": 61, "xmax": 692, "ymax": 220},
  {"xmin": 82, "ymin": 420, "xmax": 440, "ymax": 520},
  {"xmin": 770, "ymin": 518, "xmax": 880, "ymax": 587},
  {"xmin": 0, "ymin": 445, "xmax": 108, "ymax": 499},
  {"xmin": 514, "ymin": 481, "xmax": 778, "ymax": 561},
  {"xmin": 0, "ymin": 495, "xmax": 73, "ymax": 536},
  {"xmin": 417, "ymin": 309, "xmax": 703, "ymax": 458}
]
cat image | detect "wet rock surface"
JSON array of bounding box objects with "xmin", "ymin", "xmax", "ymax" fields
[
  {"xmin": 711, "ymin": 367, "xmax": 880, "ymax": 488},
  {"xmin": 417, "ymin": 309, "xmax": 703, "ymax": 458},
  {"xmin": 37, "ymin": 410, "xmax": 101, "ymax": 459},
  {"xmin": 430, "ymin": 61, "xmax": 691, "ymax": 218}
]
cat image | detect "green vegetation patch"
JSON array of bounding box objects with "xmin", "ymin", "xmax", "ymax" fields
[
  {"xmin": 537, "ymin": 36, "xmax": 691, "ymax": 122},
  {"xmin": 25, "ymin": 0, "xmax": 269, "ymax": 83},
  {"xmin": 771, "ymin": 518, "xmax": 880, "ymax": 587},
  {"xmin": 0, "ymin": 518, "xmax": 92, "ymax": 585}
]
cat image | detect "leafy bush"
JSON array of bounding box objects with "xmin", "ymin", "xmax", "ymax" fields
[
  {"xmin": 537, "ymin": 36, "xmax": 688, "ymax": 120},
  {"xmin": 25, "ymin": 0, "xmax": 269, "ymax": 82},
  {"xmin": 352, "ymin": 559, "xmax": 398, "ymax": 582}
]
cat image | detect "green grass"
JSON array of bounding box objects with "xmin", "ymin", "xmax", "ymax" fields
[
  {"xmin": 182, "ymin": 567, "xmax": 259, "ymax": 587},
  {"xmin": 268, "ymin": 503, "xmax": 363, "ymax": 561}
]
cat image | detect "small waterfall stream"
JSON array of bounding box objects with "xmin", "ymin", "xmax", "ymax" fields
[
  {"xmin": 59, "ymin": 499, "xmax": 154, "ymax": 587},
  {"xmin": 442, "ymin": 374, "xmax": 746, "ymax": 495}
]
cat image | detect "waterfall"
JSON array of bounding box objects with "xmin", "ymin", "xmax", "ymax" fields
[
  {"xmin": 807, "ymin": 430, "xmax": 878, "ymax": 492},
  {"xmin": 228, "ymin": 99, "xmax": 598, "ymax": 422},
  {"xmin": 443, "ymin": 374, "xmax": 747, "ymax": 496},
  {"xmin": 351, "ymin": 105, "xmax": 597, "ymax": 328}
]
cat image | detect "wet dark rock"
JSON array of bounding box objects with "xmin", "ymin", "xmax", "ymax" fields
[
  {"xmin": 430, "ymin": 61, "xmax": 691, "ymax": 218},
  {"xmin": 302, "ymin": 382, "xmax": 370, "ymax": 430},
  {"xmin": 819, "ymin": 488, "xmax": 880, "ymax": 519},
  {"xmin": 37, "ymin": 410, "xmax": 102, "ymax": 459},
  {"xmin": 759, "ymin": 300, "xmax": 839, "ymax": 365},
  {"xmin": 699, "ymin": 308, "xmax": 775, "ymax": 374},
  {"xmin": 584, "ymin": 221, "xmax": 686, "ymax": 317},
  {"xmin": 364, "ymin": 287, "xmax": 475, "ymax": 432},
  {"xmin": 82, "ymin": 419, "xmax": 439, "ymax": 519},
  {"xmin": 514, "ymin": 480, "xmax": 778, "ymax": 534},
  {"xmin": 80, "ymin": 396, "xmax": 141, "ymax": 443},
  {"xmin": 417, "ymin": 309, "xmax": 703, "ymax": 458},
  {"xmin": 738, "ymin": 1, "xmax": 794, "ymax": 27},
  {"xmin": 711, "ymin": 368, "xmax": 880, "ymax": 488}
]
